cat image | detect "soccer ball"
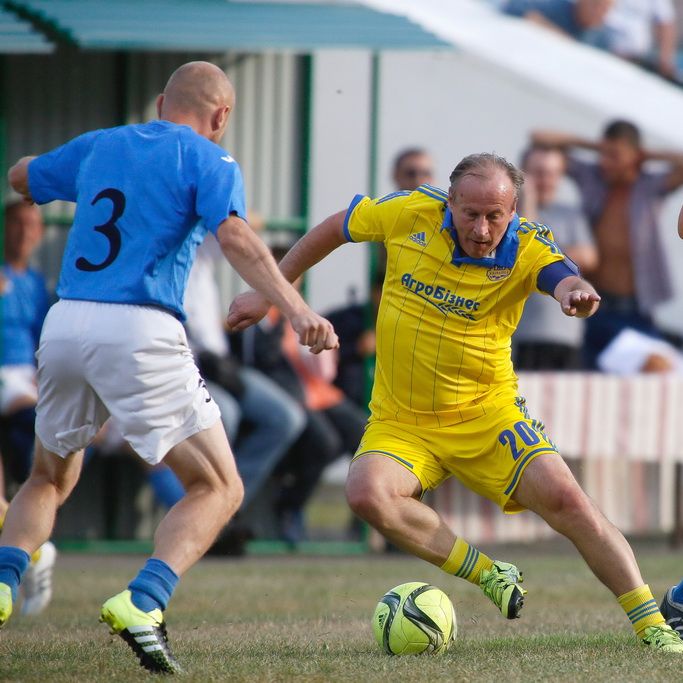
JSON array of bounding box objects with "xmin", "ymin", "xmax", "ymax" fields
[{"xmin": 372, "ymin": 582, "xmax": 457, "ymax": 655}]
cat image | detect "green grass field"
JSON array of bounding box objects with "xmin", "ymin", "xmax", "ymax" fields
[{"xmin": 1, "ymin": 540, "xmax": 682, "ymax": 682}]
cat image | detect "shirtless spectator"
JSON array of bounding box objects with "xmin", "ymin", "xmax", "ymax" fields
[
  {"xmin": 533, "ymin": 120, "xmax": 683, "ymax": 367},
  {"xmin": 515, "ymin": 146, "xmax": 598, "ymax": 369}
]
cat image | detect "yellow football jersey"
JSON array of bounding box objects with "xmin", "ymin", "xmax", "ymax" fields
[{"xmin": 344, "ymin": 185, "xmax": 565, "ymax": 427}]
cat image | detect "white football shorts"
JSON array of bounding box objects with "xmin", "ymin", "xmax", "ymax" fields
[
  {"xmin": 0, "ymin": 364, "xmax": 38, "ymax": 414},
  {"xmin": 35, "ymin": 299, "xmax": 220, "ymax": 464}
]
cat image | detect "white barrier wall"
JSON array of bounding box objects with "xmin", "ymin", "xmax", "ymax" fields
[
  {"xmin": 434, "ymin": 373, "xmax": 683, "ymax": 543},
  {"xmin": 307, "ymin": 50, "xmax": 373, "ymax": 313}
]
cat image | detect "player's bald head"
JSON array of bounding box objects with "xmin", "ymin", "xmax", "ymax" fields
[
  {"xmin": 158, "ymin": 61, "xmax": 236, "ymax": 142},
  {"xmin": 163, "ymin": 61, "xmax": 235, "ymax": 115}
]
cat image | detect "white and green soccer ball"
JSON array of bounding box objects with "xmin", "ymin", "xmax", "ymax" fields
[{"xmin": 372, "ymin": 582, "xmax": 457, "ymax": 655}]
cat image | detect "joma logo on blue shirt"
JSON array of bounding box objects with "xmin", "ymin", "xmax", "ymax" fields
[{"xmin": 401, "ymin": 273, "xmax": 480, "ymax": 320}]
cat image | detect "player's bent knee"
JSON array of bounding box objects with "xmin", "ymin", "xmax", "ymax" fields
[
  {"xmin": 28, "ymin": 447, "xmax": 83, "ymax": 505},
  {"xmin": 225, "ymin": 474, "xmax": 245, "ymax": 516},
  {"xmin": 544, "ymin": 482, "xmax": 604, "ymax": 534},
  {"xmin": 346, "ymin": 479, "xmax": 395, "ymax": 527},
  {"xmin": 212, "ymin": 463, "xmax": 244, "ymax": 517}
]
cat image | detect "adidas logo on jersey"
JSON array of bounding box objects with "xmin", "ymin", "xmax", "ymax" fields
[{"xmin": 409, "ymin": 231, "xmax": 427, "ymax": 247}]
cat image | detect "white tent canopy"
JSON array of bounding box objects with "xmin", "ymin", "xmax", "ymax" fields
[{"xmin": 359, "ymin": 0, "xmax": 683, "ymax": 146}]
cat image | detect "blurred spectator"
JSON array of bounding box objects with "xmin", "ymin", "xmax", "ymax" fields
[
  {"xmin": 604, "ymin": 0, "xmax": 678, "ymax": 80},
  {"xmin": 504, "ymin": 0, "xmax": 614, "ymax": 46},
  {"xmin": 324, "ymin": 273, "xmax": 383, "ymax": 409},
  {"xmin": 393, "ymin": 148, "xmax": 435, "ymax": 192},
  {"xmin": 597, "ymin": 328, "xmax": 683, "ymax": 374},
  {"xmin": 242, "ymin": 305, "xmax": 367, "ymax": 545},
  {"xmin": 0, "ymin": 200, "xmax": 55, "ymax": 617},
  {"xmin": 515, "ymin": 146, "xmax": 598, "ymax": 369},
  {"xmin": 532, "ymin": 120, "xmax": 683, "ymax": 367},
  {"xmin": 0, "ymin": 201, "xmax": 49, "ymax": 488}
]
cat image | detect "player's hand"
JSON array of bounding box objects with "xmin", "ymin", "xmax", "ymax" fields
[
  {"xmin": 561, "ymin": 290, "xmax": 600, "ymax": 318},
  {"xmin": 289, "ymin": 308, "xmax": 339, "ymax": 354},
  {"xmin": 226, "ymin": 290, "xmax": 270, "ymax": 331}
]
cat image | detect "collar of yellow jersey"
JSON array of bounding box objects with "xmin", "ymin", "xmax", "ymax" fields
[{"xmin": 442, "ymin": 208, "xmax": 521, "ymax": 268}]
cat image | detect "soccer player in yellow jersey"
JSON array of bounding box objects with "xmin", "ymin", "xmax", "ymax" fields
[{"xmin": 229, "ymin": 153, "xmax": 683, "ymax": 652}]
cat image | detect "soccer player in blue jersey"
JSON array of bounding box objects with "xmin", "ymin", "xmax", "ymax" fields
[
  {"xmin": 0, "ymin": 61, "xmax": 338, "ymax": 673},
  {"xmin": 229, "ymin": 152, "xmax": 683, "ymax": 653}
]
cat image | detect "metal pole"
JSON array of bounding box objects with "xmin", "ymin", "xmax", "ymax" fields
[
  {"xmin": 363, "ymin": 52, "xmax": 380, "ymax": 407},
  {"xmin": 299, "ymin": 54, "xmax": 313, "ymax": 300}
]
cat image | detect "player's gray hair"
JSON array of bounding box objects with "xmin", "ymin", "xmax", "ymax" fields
[{"xmin": 449, "ymin": 153, "xmax": 525, "ymax": 198}]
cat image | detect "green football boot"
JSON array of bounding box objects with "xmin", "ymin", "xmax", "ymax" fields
[
  {"xmin": 0, "ymin": 582, "xmax": 13, "ymax": 627},
  {"xmin": 641, "ymin": 624, "xmax": 683, "ymax": 653},
  {"xmin": 100, "ymin": 590, "xmax": 182, "ymax": 674},
  {"xmin": 479, "ymin": 560, "xmax": 527, "ymax": 619}
]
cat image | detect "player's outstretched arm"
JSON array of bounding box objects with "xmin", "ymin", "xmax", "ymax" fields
[
  {"xmin": 8, "ymin": 156, "xmax": 37, "ymax": 202},
  {"xmin": 227, "ymin": 210, "xmax": 347, "ymax": 331},
  {"xmin": 553, "ymin": 275, "xmax": 601, "ymax": 319},
  {"xmin": 218, "ymin": 214, "xmax": 338, "ymax": 353}
]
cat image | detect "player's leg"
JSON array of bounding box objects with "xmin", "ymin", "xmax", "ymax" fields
[
  {"xmin": 148, "ymin": 420, "xmax": 243, "ymax": 573},
  {"xmin": 512, "ymin": 454, "xmax": 641, "ymax": 594},
  {"xmin": 100, "ymin": 420, "xmax": 242, "ymax": 673},
  {"xmin": 0, "ymin": 476, "xmax": 7, "ymax": 520},
  {"xmin": 346, "ymin": 453, "xmax": 451, "ymax": 561},
  {"xmin": 0, "ymin": 441, "xmax": 83, "ymax": 626},
  {"xmin": 512, "ymin": 453, "xmax": 683, "ymax": 651},
  {"xmin": 346, "ymin": 453, "xmax": 524, "ymax": 618}
]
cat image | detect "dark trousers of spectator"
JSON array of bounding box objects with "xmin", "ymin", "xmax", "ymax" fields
[
  {"xmin": 0, "ymin": 407, "xmax": 36, "ymax": 485},
  {"xmin": 274, "ymin": 398, "xmax": 367, "ymax": 541},
  {"xmin": 514, "ymin": 342, "xmax": 583, "ymax": 371},
  {"xmin": 583, "ymin": 294, "xmax": 660, "ymax": 369}
]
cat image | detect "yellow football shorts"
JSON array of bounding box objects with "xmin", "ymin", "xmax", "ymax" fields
[{"xmin": 352, "ymin": 396, "xmax": 558, "ymax": 513}]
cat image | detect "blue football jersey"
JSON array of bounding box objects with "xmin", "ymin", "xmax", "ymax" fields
[
  {"xmin": 1, "ymin": 265, "xmax": 50, "ymax": 365},
  {"xmin": 28, "ymin": 120, "xmax": 247, "ymax": 319}
]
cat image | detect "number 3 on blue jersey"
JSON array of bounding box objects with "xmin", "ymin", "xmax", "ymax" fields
[{"xmin": 76, "ymin": 188, "xmax": 125, "ymax": 272}]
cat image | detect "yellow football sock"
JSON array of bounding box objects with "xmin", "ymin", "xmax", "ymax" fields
[
  {"xmin": 618, "ymin": 585, "xmax": 665, "ymax": 637},
  {"xmin": 440, "ymin": 537, "xmax": 494, "ymax": 585}
]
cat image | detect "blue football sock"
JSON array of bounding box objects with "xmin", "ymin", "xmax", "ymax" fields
[
  {"xmin": 147, "ymin": 467, "xmax": 185, "ymax": 509},
  {"xmin": 0, "ymin": 546, "xmax": 31, "ymax": 601},
  {"xmin": 128, "ymin": 558, "xmax": 179, "ymax": 613},
  {"xmin": 672, "ymin": 580, "xmax": 683, "ymax": 604}
]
